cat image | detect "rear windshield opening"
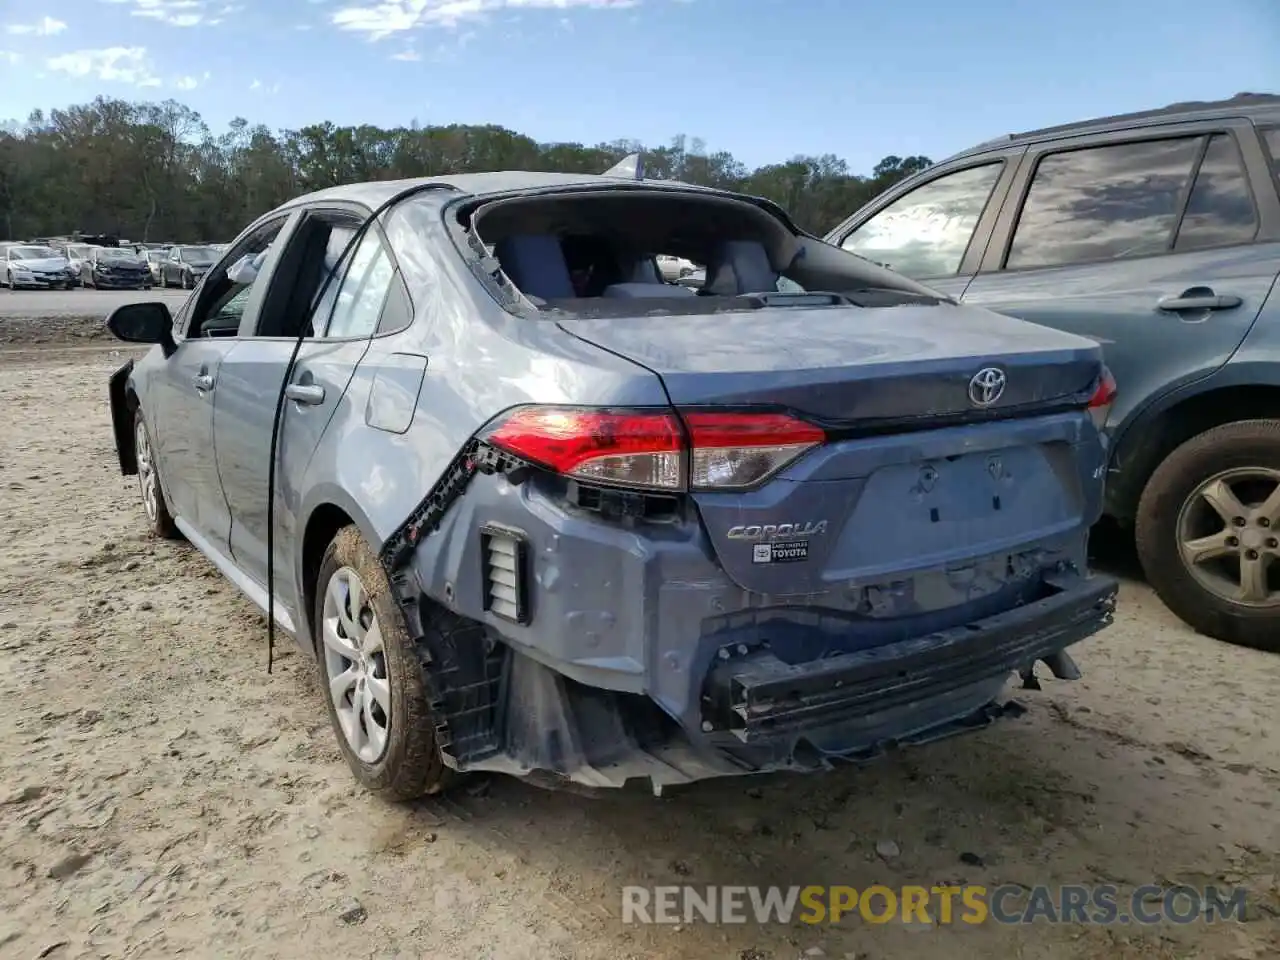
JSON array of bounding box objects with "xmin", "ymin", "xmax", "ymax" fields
[{"xmin": 463, "ymin": 189, "xmax": 940, "ymax": 317}]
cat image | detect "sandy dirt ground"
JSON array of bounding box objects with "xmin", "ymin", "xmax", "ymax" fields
[{"xmin": 1, "ymin": 322, "xmax": 1277, "ymax": 960}]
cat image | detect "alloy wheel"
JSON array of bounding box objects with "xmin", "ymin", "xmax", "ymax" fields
[
  {"xmin": 1177, "ymin": 467, "xmax": 1280, "ymax": 607},
  {"xmin": 321, "ymin": 567, "xmax": 392, "ymax": 763},
  {"xmin": 135, "ymin": 417, "xmax": 159, "ymax": 523}
]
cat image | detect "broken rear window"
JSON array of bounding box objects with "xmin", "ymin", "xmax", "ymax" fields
[{"xmin": 452, "ymin": 188, "xmax": 942, "ymax": 317}]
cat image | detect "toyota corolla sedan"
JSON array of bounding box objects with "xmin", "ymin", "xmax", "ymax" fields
[{"xmin": 104, "ymin": 168, "xmax": 1119, "ymax": 802}]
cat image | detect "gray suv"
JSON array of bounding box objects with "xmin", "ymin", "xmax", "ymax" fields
[{"xmin": 826, "ymin": 93, "xmax": 1280, "ymax": 653}]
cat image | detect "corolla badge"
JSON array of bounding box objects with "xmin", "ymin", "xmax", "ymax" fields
[
  {"xmin": 727, "ymin": 520, "xmax": 829, "ymax": 540},
  {"xmin": 968, "ymin": 367, "xmax": 1007, "ymax": 407}
]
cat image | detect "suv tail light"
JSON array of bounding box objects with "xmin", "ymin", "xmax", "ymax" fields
[
  {"xmin": 1087, "ymin": 366, "xmax": 1117, "ymax": 430},
  {"xmin": 484, "ymin": 407, "xmax": 825, "ymax": 492}
]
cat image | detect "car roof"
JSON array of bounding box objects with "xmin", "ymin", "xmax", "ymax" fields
[
  {"xmin": 283, "ymin": 170, "xmax": 723, "ymax": 212},
  {"xmin": 945, "ymin": 92, "xmax": 1280, "ymax": 162}
]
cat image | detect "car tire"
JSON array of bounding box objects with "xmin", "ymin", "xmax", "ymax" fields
[
  {"xmin": 314, "ymin": 525, "xmax": 459, "ymax": 801},
  {"xmin": 1135, "ymin": 419, "xmax": 1280, "ymax": 653},
  {"xmin": 133, "ymin": 407, "xmax": 179, "ymax": 540},
  {"xmin": 181, "ymin": 271, "xmax": 191, "ymax": 290}
]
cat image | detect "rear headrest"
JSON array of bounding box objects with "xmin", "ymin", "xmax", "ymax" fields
[
  {"xmin": 493, "ymin": 234, "xmax": 575, "ymax": 300},
  {"xmin": 628, "ymin": 257, "xmax": 663, "ymax": 284},
  {"xmin": 702, "ymin": 240, "xmax": 778, "ymax": 296}
]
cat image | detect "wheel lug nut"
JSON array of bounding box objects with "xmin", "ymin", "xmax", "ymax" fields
[
  {"xmin": 1226, "ymin": 536, "xmax": 1239, "ymax": 547},
  {"xmin": 1269, "ymin": 538, "xmax": 1278, "ymax": 549},
  {"xmin": 1246, "ymin": 549, "xmax": 1259, "ymax": 560},
  {"xmin": 1260, "ymin": 517, "xmax": 1271, "ymax": 528},
  {"xmin": 1232, "ymin": 516, "xmax": 1246, "ymax": 527}
]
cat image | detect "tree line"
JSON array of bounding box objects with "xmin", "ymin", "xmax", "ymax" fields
[{"xmin": 0, "ymin": 97, "xmax": 933, "ymax": 244}]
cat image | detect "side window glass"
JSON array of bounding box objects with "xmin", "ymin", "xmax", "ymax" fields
[
  {"xmin": 323, "ymin": 231, "xmax": 395, "ymax": 339},
  {"xmin": 309, "ymin": 225, "xmax": 358, "ymax": 325},
  {"xmin": 1006, "ymin": 137, "xmax": 1201, "ymax": 270},
  {"xmin": 187, "ymin": 222, "xmax": 285, "ymax": 338},
  {"xmin": 840, "ymin": 162, "xmax": 1003, "ymax": 279},
  {"xmin": 1262, "ymin": 128, "xmax": 1280, "ymax": 189},
  {"xmin": 1174, "ymin": 134, "xmax": 1258, "ymax": 251}
]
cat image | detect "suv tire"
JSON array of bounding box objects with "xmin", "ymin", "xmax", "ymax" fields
[
  {"xmin": 314, "ymin": 525, "xmax": 458, "ymax": 800},
  {"xmin": 1135, "ymin": 419, "xmax": 1280, "ymax": 653}
]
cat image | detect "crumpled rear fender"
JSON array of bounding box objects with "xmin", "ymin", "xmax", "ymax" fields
[{"xmin": 108, "ymin": 359, "xmax": 138, "ymax": 475}]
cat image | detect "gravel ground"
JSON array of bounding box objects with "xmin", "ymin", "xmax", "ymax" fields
[
  {"xmin": 0, "ymin": 336, "xmax": 1277, "ymax": 960},
  {"xmin": 0, "ymin": 291, "xmax": 191, "ymax": 346}
]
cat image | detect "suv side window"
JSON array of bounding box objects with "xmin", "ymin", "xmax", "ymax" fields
[
  {"xmin": 1174, "ymin": 134, "xmax": 1258, "ymax": 251},
  {"xmin": 1006, "ymin": 137, "xmax": 1202, "ymax": 270},
  {"xmin": 1262, "ymin": 127, "xmax": 1280, "ymax": 188},
  {"xmin": 840, "ymin": 162, "xmax": 1003, "ymax": 280}
]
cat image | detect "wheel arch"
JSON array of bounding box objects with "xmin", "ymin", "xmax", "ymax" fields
[
  {"xmin": 1107, "ymin": 370, "xmax": 1280, "ymax": 522},
  {"xmin": 298, "ymin": 491, "xmax": 383, "ymax": 654},
  {"xmin": 109, "ymin": 360, "xmax": 140, "ymax": 475}
]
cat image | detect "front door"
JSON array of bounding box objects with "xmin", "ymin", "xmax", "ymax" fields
[{"xmin": 150, "ymin": 333, "xmax": 236, "ymax": 551}]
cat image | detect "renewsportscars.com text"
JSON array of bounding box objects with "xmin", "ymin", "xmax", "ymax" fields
[{"xmin": 622, "ymin": 884, "xmax": 1248, "ymax": 926}]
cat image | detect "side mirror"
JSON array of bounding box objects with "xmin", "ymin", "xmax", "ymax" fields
[{"xmin": 106, "ymin": 302, "xmax": 175, "ymax": 350}]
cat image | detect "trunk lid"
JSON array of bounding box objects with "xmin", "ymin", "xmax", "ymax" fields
[
  {"xmin": 560, "ymin": 303, "xmax": 1107, "ymax": 605},
  {"xmin": 557, "ymin": 303, "xmax": 1102, "ymax": 424}
]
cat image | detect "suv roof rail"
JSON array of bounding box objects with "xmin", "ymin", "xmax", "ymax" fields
[{"xmin": 1012, "ymin": 91, "xmax": 1280, "ymax": 141}]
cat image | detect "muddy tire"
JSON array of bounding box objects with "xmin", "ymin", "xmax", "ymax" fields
[
  {"xmin": 133, "ymin": 407, "xmax": 179, "ymax": 540},
  {"xmin": 1136, "ymin": 419, "xmax": 1280, "ymax": 653},
  {"xmin": 314, "ymin": 525, "xmax": 458, "ymax": 800}
]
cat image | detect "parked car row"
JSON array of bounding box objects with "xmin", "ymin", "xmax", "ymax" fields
[{"xmin": 0, "ymin": 240, "xmax": 231, "ymax": 290}]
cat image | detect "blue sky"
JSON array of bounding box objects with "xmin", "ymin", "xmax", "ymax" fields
[{"xmin": 1, "ymin": 0, "xmax": 1278, "ymax": 174}]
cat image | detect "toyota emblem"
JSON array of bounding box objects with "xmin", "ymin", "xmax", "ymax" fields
[{"xmin": 968, "ymin": 367, "xmax": 1007, "ymax": 407}]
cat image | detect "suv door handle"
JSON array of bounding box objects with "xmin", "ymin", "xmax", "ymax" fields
[
  {"xmin": 192, "ymin": 373, "xmax": 214, "ymax": 391},
  {"xmin": 1157, "ymin": 290, "xmax": 1242, "ymax": 312},
  {"xmin": 285, "ymin": 383, "xmax": 326, "ymax": 405}
]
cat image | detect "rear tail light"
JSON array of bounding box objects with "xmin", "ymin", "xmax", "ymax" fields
[
  {"xmin": 1087, "ymin": 366, "xmax": 1117, "ymax": 430},
  {"xmin": 484, "ymin": 407, "xmax": 824, "ymax": 491}
]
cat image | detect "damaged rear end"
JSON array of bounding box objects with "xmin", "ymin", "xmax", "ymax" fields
[{"xmin": 389, "ymin": 300, "xmax": 1118, "ymax": 793}]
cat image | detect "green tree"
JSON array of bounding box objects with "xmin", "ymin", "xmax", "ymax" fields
[{"xmin": 0, "ymin": 97, "xmax": 931, "ymax": 242}]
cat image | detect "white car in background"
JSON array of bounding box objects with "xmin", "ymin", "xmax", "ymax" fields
[
  {"xmin": 656, "ymin": 253, "xmax": 698, "ymax": 281},
  {"xmin": 1, "ymin": 244, "xmax": 76, "ymax": 289},
  {"xmin": 59, "ymin": 243, "xmax": 100, "ymax": 286}
]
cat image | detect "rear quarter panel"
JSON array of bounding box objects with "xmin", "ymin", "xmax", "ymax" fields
[{"xmin": 295, "ymin": 200, "xmax": 667, "ymax": 587}]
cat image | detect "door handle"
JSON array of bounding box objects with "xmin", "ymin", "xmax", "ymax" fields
[
  {"xmin": 1157, "ymin": 290, "xmax": 1242, "ymax": 312},
  {"xmin": 285, "ymin": 383, "xmax": 326, "ymax": 405},
  {"xmin": 192, "ymin": 373, "xmax": 214, "ymax": 391}
]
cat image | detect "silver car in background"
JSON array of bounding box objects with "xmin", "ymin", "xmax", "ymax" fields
[{"xmin": 1, "ymin": 244, "xmax": 76, "ymax": 289}]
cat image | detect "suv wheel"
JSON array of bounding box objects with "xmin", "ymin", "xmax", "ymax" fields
[
  {"xmin": 134, "ymin": 408, "xmax": 179, "ymax": 539},
  {"xmin": 1136, "ymin": 419, "xmax": 1280, "ymax": 652},
  {"xmin": 315, "ymin": 525, "xmax": 458, "ymax": 800}
]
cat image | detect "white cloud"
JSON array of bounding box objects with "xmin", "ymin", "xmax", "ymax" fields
[
  {"xmin": 174, "ymin": 75, "xmax": 199, "ymax": 90},
  {"xmin": 0, "ymin": 51, "xmax": 20, "ymax": 64},
  {"xmin": 390, "ymin": 48, "xmax": 421, "ymax": 60},
  {"xmin": 99, "ymin": 0, "xmax": 238, "ymax": 28},
  {"xmin": 46, "ymin": 47, "xmax": 162, "ymax": 87},
  {"xmin": 248, "ymin": 79, "xmax": 281, "ymax": 94},
  {"xmin": 331, "ymin": 0, "xmax": 637, "ymax": 41},
  {"xmin": 7, "ymin": 17, "xmax": 68, "ymax": 36}
]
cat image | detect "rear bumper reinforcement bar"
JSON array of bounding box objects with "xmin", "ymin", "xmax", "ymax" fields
[{"xmin": 705, "ymin": 572, "xmax": 1118, "ymax": 743}]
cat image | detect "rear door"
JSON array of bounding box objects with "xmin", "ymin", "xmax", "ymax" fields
[
  {"xmin": 826, "ymin": 147, "xmax": 1024, "ymax": 300},
  {"xmin": 213, "ymin": 208, "xmax": 396, "ymax": 613},
  {"xmin": 959, "ymin": 120, "xmax": 1280, "ymax": 437}
]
